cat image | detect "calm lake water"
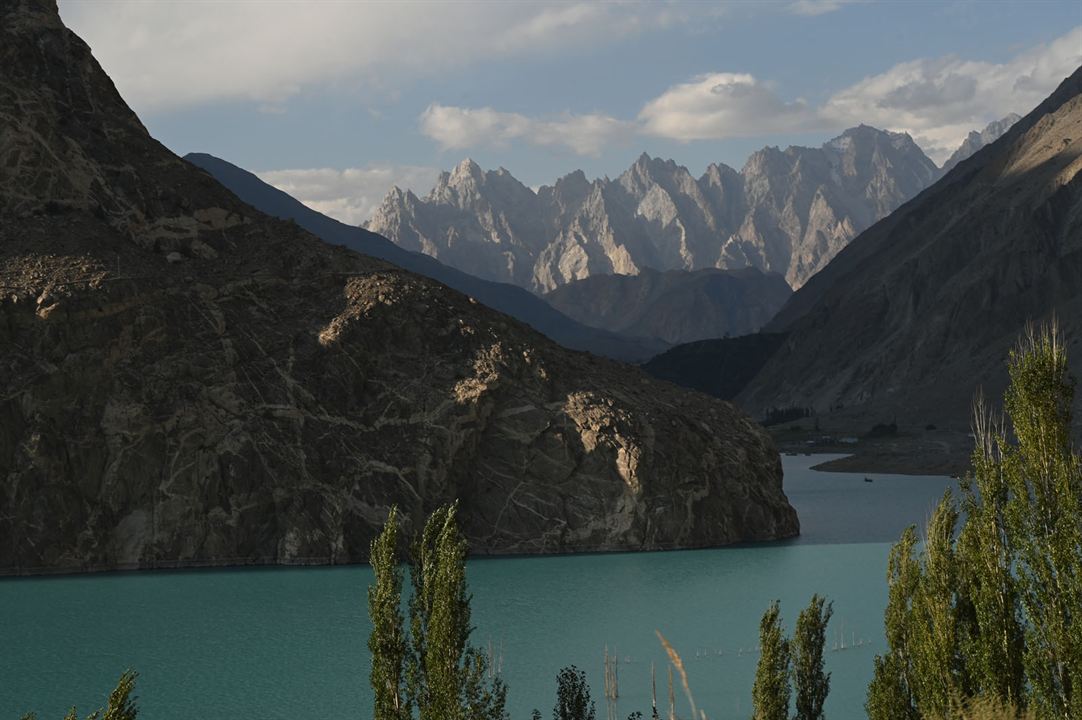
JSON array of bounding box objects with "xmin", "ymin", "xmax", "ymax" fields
[{"xmin": 0, "ymin": 454, "xmax": 958, "ymax": 720}]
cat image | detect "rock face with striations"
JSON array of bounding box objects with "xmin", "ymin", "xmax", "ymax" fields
[
  {"xmin": 0, "ymin": 0, "xmax": 797, "ymax": 575},
  {"xmin": 367, "ymin": 127, "xmax": 942, "ymax": 292},
  {"xmin": 738, "ymin": 68, "xmax": 1082, "ymax": 429}
]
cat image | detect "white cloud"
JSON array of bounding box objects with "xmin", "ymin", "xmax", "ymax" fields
[
  {"xmin": 787, "ymin": 0, "xmax": 861, "ymax": 16},
  {"xmin": 637, "ymin": 72, "xmax": 822, "ymax": 141},
  {"xmin": 821, "ymin": 26, "xmax": 1082, "ymax": 161},
  {"xmin": 420, "ymin": 104, "xmax": 634, "ymax": 157},
  {"xmin": 636, "ymin": 28, "xmax": 1080, "ymax": 155},
  {"xmin": 57, "ymin": 1, "xmax": 692, "ymax": 115},
  {"xmin": 419, "ymin": 73, "xmax": 823, "ymax": 156},
  {"xmin": 257, "ymin": 165, "xmax": 438, "ymax": 226}
]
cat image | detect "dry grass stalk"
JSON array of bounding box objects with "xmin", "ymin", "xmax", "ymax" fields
[{"xmin": 656, "ymin": 630, "xmax": 702, "ymax": 720}]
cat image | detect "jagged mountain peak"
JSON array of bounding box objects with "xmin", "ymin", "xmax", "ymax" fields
[
  {"xmin": 833, "ymin": 123, "xmax": 890, "ymax": 140},
  {"xmin": 940, "ymin": 112, "xmax": 1023, "ymax": 172},
  {"xmin": 701, "ymin": 161, "xmax": 741, "ymax": 179},
  {"xmin": 826, "ymin": 124, "xmax": 924, "ymax": 157},
  {"xmin": 370, "ymin": 117, "xmax": 1013, "ymax": 292},
  {"xmin": 451, "ymin": 156, "xmax": 483, "ymax": 178},
  {"xmin": 554, "ymin": 168, "xmax": 589, "ymax": 187},
  {"xmin": 623, "ymin": 152, "xmax": 684, "ymax": 179}
]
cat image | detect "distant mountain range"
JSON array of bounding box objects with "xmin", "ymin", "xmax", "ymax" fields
[
  {"xmin": 366, "ymin": 122, "xmax": 1015, "ymax": 296},
  {"xmin": 648, "ymin": 68, "xmax": 1082, "ymax": 430},
  {"xmin": 544, "ymin": 267, "xmax": 791, "ymax": 345},
  {"xmin": 185, "ymin": 154, "xmax": 666, "ymax": 363}
]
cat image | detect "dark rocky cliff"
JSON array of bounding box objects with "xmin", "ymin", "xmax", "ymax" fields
[{"xmin": 0, "ymin": 0, "xmax": 797, "ymax": 574}]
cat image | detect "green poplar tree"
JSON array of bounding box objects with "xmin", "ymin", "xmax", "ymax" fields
[
  {"xmin": 405, "ymin": 503, "xmax": 507, "ymax": 720},
  {"xmin": 752, "ymin": 600, "xmax": 790, "ymax": 720},
  {"xmin": 999, "ymin": 329, "xmax": 1081, "ymax": 719},
  {"xmin": 868, "ymin": 325, "xmax": 1082, "ymax": 719},
  {"xmin": 792, "ymin": 594, "xmax": 832, "ymax": 720},
  {"xmin": 553, "ymin": 665, "xmax": 596, "ymax": 720},
  {"xmin": 957, "ymin": 401, "xmax": 1025, "ymax": 708},
  {"xmin": 369, "ymin": 506, "xmax": 409, "ymax": 720},
  {"xmin": 866, "ymin": 529, "xmax": 921, "ymax": 720},
  {"xmin": 909, "ymin": 494, "xmax": 964, "ymax": 719}
]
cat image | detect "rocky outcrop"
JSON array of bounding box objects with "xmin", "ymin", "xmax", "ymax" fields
[
  {"xmin": 738, "ymin": 68, "xmax": 1082, "ymax": 429},
  {"xmin": 0, "ymin": 0, "xmax": 797, "ymax": 575},
  {"xmin": 367, "ymin": 128, "xmax": 942, "ymax": 292},
  {"xmin": 543, "ymin": 267, "xmax": 792, "ymax": 345}
]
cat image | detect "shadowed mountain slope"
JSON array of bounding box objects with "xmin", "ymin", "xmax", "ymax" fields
[
  {"xmin": 544, "ymin": 267, "xmax": 791, "ymax": 345},
  {"xmin": 738, "ymin": 67, "xmax": 1082, "ymax": 429},
  {"xmin": 643, "ymin": 333, "xmax": 788, "ymax": 402},
  {"xmin": 0, "ymin": 0, "xmax": 796, "ymax": 574}
]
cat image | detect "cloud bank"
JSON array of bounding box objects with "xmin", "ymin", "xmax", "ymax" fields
[
  {"xmin": 420, "ymin": 105, "xmax": 635, "ymax": 158},
  {"xmin": 59, "ymin": 1, "xmax": 691, "ymax": 115},
  {"xmin": 637, "ymin": 73, "xmax": 822, "ymax": 140},
  {"xmin": 258, "ymin": 165, "xmax": 438, "ymax": 226},
  {"xmin": 421, "ymin": 27, "xmax": 1081, "ymax": 163},
  {"xmin": 821, "ymin": 26, "xmax": 1082, "ymax": 160}
]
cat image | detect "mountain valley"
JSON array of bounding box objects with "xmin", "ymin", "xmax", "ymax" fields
[{"xmin": 0, "ymin": 0, "xmax": 798, "ymax": 575}]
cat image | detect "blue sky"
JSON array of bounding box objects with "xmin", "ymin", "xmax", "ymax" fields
[{"xmin": 60, "ymin": 0, "xmax": 1082, "ymax": 224}]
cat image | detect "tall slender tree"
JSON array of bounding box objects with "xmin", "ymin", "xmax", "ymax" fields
[
  {"xmin": 909, "ymin": 494, "xmax": 964, "ymax": 719},
  {"xmin": 957, "ymin": 395, "xmax": 1025, "ymax": 708},
  {"xmin": 792, "ymin": 594, "xmax": 832, "ymax": 720},
  {"xmin": 752, "ymin": 600, "xmax": 790, "ymax": 720},
  {"xmin": 867, "ymin": 529, "xmax": 922, "ymax": 720},
  {"xmin": 1000, "ymin": 328, "xmax": 1081, "ymax": 719},
  {"xmin": 369, "ymin": 506, "xmax": 409, "ymax": 720},
  {"xmin": 405, "ymin": 503, "xmax": 507, "ymax": 720}
]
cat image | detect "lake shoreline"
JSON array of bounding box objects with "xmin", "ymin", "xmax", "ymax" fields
[
  {"xmin": 774, "ymin": 428, "xmax": 973, "ymax": 476},
  {"xmin": 2, "ymin": 447, "xmax": 952, "ymax": 579}
]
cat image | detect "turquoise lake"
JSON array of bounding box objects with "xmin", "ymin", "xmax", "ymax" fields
[{"xmin": 0, "ymin": 454, "xmax": 959, "ymax": 719}]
